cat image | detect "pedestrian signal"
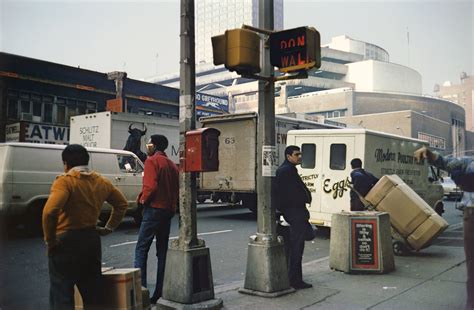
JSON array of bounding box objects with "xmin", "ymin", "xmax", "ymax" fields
[{"xmin": 269, "ymin": 27, "xmax": 321, "ymax": 73}]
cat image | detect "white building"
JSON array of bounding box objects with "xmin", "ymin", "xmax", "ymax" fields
[{"xmin": 152, "ymin": 13, "xmax": 468, "ymax": 155}]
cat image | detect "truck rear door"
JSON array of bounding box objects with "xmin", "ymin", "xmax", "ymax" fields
[{"xmin": 294, "ymin": 135, "xmax": 354, "ymax": 226}]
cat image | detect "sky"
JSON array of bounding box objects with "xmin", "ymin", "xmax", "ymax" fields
[{"xmin": 1, "ymin": 0, "xmax": 472, "ymax": 95}]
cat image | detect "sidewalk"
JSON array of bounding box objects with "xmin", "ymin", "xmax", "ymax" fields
[{"xmin": 212, "ymin": 244, "xmax": 467, "ymax": 309}]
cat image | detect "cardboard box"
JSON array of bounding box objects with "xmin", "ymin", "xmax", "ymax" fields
[
  {"xmin": 102, "ymin": 268, "xmax": 142, "ymax": 310},
  {"xmin": 74, "ymin": 268, "xmax": 142, "ymax": 310},
  {"xmin": 375, "ymin": 183, "xmax": 433, "ymax": 237},
  {"xmin": 407, "ymin": 214, "xmax": 449, "ymax": 250},
  {"xmin": 365, "ymin": 174, "xmax": 404, "ymax": 206}
]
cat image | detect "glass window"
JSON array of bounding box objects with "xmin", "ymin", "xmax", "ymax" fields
[
  {"xmin": 117, "ymin": 155, "xmax": 143, "ymax": 173},
  {"xmin": 8, "ymin": 99, "xmax": 18, "ymax": 119},
  {"xmin": 301, "ymin": 143, "xmax": 316, "ymax": 169},
  {"xmin": 21, "ymin": 100, "xmax": 31, "ymax": 114},
  {"xmin": 44, "ymin": 103, "xmax": 53, "ymax": 123},
  {"xmin": 330, "ymin": 144, "xmax": 346, "ymax": 170},
  {"xmin": 32, "ymin": 101, "xmax": 42, "ymax": 117},
  {"xmin": 77, "ymin": 101, "xmax": 86, "ymax": 115},
  {"xmin": 57, "ymin": 105, "xmax": 66, "ymax": 124}
]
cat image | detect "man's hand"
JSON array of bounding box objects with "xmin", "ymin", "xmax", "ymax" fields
[
  {"xmin": 414, "ymin": 147, "xmax": 438, "ymax": 163},
  {"xmin": 96, "ymin": 226, "xmax": 113, "ymax": 236},
  {"xmin": 46, "ymin": 239, "xmax": 59, "ymax": 255}
]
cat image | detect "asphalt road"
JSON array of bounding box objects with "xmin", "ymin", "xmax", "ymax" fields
[{"xmin": 0, "ymin": 200, "xmax": 463, "ymax": 309}]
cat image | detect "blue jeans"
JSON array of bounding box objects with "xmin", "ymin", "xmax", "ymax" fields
[{"xmin": 134, "ymin": 206, "xmax": 173, "ymax": 301}]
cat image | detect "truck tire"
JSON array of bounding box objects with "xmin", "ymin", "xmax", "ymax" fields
[
  {"xmin": 242, "ymin": 195, "xmax": 257, "ymax": 214},
  {"xmin": 27, "ymin": 201, "xmax": 45, "ymax": 236},
  {"xmin": 434, "ymin": 201, "xmax": 444, "ymax": 216},
  {"xmin": 211, "ymin": 194, "xmax": 220, "ymax": 203}
]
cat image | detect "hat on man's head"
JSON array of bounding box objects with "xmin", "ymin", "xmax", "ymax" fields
[{"xmin": 150, "ymin": 134, "xmax": 168, "ymax": 151}]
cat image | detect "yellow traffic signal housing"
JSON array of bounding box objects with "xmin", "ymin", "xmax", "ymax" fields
[
  {"xmin": 212, "ymin": 29, "xmax": 261, "ymax": 75},
  {"xmin": 269, "ymin": 26, "xmax": 321, "ymax": 73}
]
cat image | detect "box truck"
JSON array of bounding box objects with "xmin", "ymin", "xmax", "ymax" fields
[
  {"xmin": 70, "ymin": 112, "xmax": 179, "ymax": 163},
  {"xmin": 198, "ymin": 112, "xmax": 340, "ymax": 209},
  {"xmin": 286, "ymin": 128, "xmax": 445, "ymax": 227}
]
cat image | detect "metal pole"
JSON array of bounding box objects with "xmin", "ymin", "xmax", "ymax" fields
[
  {"xmin": 158, "ymin": 1, "xmax": 222, "ymax": 307},
  {"xmin": 240, "ymin": 0, "xmax": 293, "ymax": 296},
  {"xmin": 178, "ymin": 0, "xmax": 198, "ymax": 249},
  {"xmin": 256, "ymin": 0, "xmax": 275, "ymax": 240}
]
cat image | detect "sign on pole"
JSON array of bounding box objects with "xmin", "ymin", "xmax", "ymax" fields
[{"xmin": 269, "ymin": 26, "xmax": 321, "ymax": 73}]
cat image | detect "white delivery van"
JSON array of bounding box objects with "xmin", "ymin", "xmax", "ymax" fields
[
  {"xmin": 286, "ymin": 128, "xmax": 444, "ymax": 227},
  {"xmin": 0, "ymin": 143, "xmax": 144, "ymax": 232}
]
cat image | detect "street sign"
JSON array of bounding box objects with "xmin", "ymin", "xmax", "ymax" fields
[{"xmin": 269, "ymin": 26, "xmax": 321, "ymax": 73}]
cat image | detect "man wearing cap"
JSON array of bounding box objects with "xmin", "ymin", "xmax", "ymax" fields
[{"xmin": 134, "ymin": 134, "xmax": 179, "ymax": 304}]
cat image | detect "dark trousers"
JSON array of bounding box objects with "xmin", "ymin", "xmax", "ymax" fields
[
  {"xmin": 134, "ymin": 206, "xmax": 173, "ymax": 301},
  {"xmin": 350, "ymin": 199, "xmax": 365, "ymax": 211},
  {"xmin": 288, "ymin": 222, "xmax": 307, "ymax": 285},
  {"xmin": 464, "ymin": 208, "xmax": 474, "ymax": 310},
  {"xmin": 48, "ymin": 228, "xmax": 102, "ymax": 310}
]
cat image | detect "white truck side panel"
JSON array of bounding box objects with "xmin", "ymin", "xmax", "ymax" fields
[
  {"xmin": 70, "ymin": 112, "xmax": 180, "ymax": 163},
  {"xmin": 69, "ymin": 112, "xmax": 112, "ymax": 148},
  {"xmin": 199, "ymin": 112, "xmax": 337, "ymax": 193},
  {"xmin": 288, "ymin": 129, "xmax": 443, "ymax": 227}
]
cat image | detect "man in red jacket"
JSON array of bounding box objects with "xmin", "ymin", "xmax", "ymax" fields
[{"xmin": 134, "ymin": 134, "xmax": 179, "ymax": 304}]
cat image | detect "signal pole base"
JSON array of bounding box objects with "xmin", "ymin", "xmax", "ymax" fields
[
  {"xmin": 240, "ymin": 235, "xmax": 295, "ymax": 297},
  {"xmin": 156, "ymin": 297, "xmax": 223, "ymax": 310},
  {"xmin": 158, "ymin": 242, "xmax": 222, "ymax": 308}
]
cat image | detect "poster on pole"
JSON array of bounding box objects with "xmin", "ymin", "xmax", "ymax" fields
[{"xmin": 262, "ymin": 145, "xmax": 277, "ymax": 177}]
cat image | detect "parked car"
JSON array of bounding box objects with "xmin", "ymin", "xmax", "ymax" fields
[{"xmin": 441, "ymin": 177, "xmax": 463, "ymax": 201}]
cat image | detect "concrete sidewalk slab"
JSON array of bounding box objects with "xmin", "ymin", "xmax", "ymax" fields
[
  {"xmin": 152, "ymin": 244, "xmax": 467, "ymax": 309},
  {"xmin": 216, "ymin": 245, "xmax": 467, "ymax": 310}
]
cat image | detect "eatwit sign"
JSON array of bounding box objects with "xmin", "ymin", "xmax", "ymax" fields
[{"xmin": 269, "ymin": 26, "xmax": 321, "ymax": 73}]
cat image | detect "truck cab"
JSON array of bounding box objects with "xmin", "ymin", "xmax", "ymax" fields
[{"xmin": 286, "ymin": 128, "xmax": 444, "ymax": 227}]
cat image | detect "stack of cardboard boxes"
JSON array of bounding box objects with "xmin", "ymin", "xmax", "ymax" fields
[
  {"xmin": 365, "ymin": 175, "xmax": 449, "ymax": 250},
  {"xmin": 75, "ymin": 268, "xmax": 143, "ymax": 310}
]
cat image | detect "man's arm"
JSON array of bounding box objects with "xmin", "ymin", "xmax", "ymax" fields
[
  {"xmin": 42, "ymin": 177, "xmax": 70, "ymax": 249},
  {"xmin": 140, "ymin": 158, "xmax": 159, "ymax": 205},
  {"xmin": 103, "ymin": 181, "xmax": 128, "ymax": 231}
]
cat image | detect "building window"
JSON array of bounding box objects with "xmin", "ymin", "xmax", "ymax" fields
[
  {"xmin": 7, "ymin": 98, "xmax": 18, "ymax": 119},
  {"xmin": 57, "ymin": 105, "xmax": 66, "ymax": 124},
  {"xmin": 417, "ymin": 132, "xmax": 446, "ymax": 150},
  {"xmin": 44, "ymin": 103, "xmax": 53, "ymax": 123}
]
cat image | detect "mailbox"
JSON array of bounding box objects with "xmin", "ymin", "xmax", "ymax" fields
[{"xmin": 185, "ymin": 128, "xmax": 220, "ymax": 172}]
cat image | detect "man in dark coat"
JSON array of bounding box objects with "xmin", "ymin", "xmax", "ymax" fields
[
  {"xmin": 349, "ymin": 158, "xmax": 379, "ymax": 211},
  {"xmin": 274, "ymin": 145, "xmax": 313, "ymax": 289}
]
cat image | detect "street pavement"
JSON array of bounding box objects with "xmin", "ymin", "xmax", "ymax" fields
[{"xmin": 154, "ymin": 223, "xmax": 467, "ymax": 310}]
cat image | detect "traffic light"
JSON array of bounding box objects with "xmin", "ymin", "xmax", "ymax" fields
[
  {"xmin": 269, "ymin": 26, "xmax": 321, "ymax": 73},
  {"xmin": 212, "ymin": 29, "xmax": 261, "ymax": 75}
]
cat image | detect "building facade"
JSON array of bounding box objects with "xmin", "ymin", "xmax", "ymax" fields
[
  {"xmin": 0, "ymin": 52, "xmax": 180, "ymax": 144},
  {"xmin": 434, "ymin": 74, "xmax": 474, "ymax": 152},
  {"xmin": 196, "ymin": 0, "xmax": 283, "ymax": 64}
]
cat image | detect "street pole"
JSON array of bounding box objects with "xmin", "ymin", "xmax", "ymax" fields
[
  {"xmin": 240, "ymin": 0, "xmax": 294, "ymax": 297},
  {"xmin": 158, "ymin": 1, "xmax": 222, "ymax": 308}
]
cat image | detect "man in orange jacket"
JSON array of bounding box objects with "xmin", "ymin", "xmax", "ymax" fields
[
  {"xmin": 134, "ymin": 134, "xmax": 179, "ymax": 304},
  {"xmin": 43, "ymin": 144, "xmax": 128, "ymax": 309}
]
